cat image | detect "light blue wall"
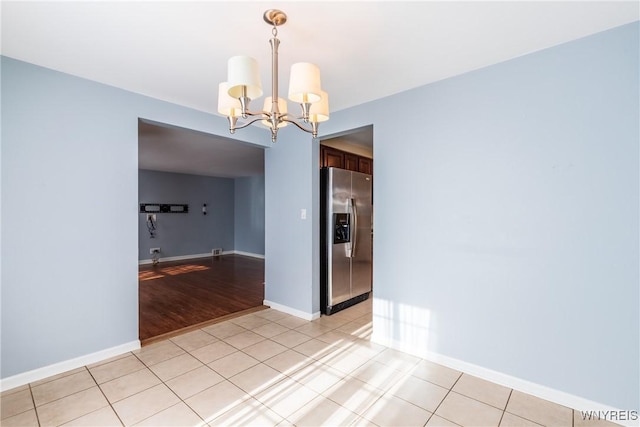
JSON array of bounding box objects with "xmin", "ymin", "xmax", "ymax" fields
[
  {"xmin": 0, "ymin": 56, "xmax": 267, "ymax": 378},
  {"xmin": 317, "ymin": 22, "xmax": 638, "ymax": 409},
  {"xmin": 264, "ymin": 132, "xmax": 319, "ymax": 314},
  {"xmin": 234, "ymin": 175, "xmax": 265, "ymax": 256},
  {"xmin": 138, "ymin": 170, "xmax": 235, "ymax": 259}
]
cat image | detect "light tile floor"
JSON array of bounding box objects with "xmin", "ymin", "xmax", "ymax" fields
[{"xmin": 1, "ymin": 300, "xmax": 620, "ymax": 426}]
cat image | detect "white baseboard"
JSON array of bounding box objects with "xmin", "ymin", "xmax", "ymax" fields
[
  {"xmin": 371, "ymin": 332, "xmax": 633, "ymax": 426},
  {"xmin": 263, "ymin": 300, "xmax": 320, "ymax": 321},
  {"xmin": 139, "ymin": 250, "xmax": 264, "ymax": 265},
  {"xmin": 0, "ymin": 340, "xmax": 140, "ymax": 393}
]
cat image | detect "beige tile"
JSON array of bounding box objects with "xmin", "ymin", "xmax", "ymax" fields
[
  {"xmin": 314, "ymin": 315, "xmax": 352, "ymax": 329},
  {"xmin": 133, "ymin": 340, "xmax": 185, "ymax": 366},
  {"xmin": 350, "ymin": 360, "xmax": 406, "ymax": 391},
  {"xmin": 387, "ymin": 374, "xmax": 449, "ymax": 412},
  {"xmin": 99, "ymin": 368, "xmax": 161, "ymax": 403},
  {"xmin": 242, "ymin": 339, "xmax": 287, "ymax": 362},
  {"xmin": 322, "ymin": 377, "xmax": 383, "ymax": 415},
  {"xmin": 165, "ymin": 365, "xmax": 224, "ymax": 400},
  {"xmin": 293, "ymin": 339, "xmax": 339, "ymax": 361},
  {"xmin": 36, "ymin": 386, "xmax": 109, "ymax": 426},
  {"xmin": 254, "ymin": 378, "xmax": 319, "ymax": 419},
  {"xmin": 87, "ymin": 352, "xmax": 131, "ymax": 369},
  {"xmin": 339, "ymin": 321, "xmax": 373, "ymax": 339},
  {"xmin": 31, "ymin": 370, "xmax": 96, "ymax": 406},
  {"xmin": 275, "ymin": 316, "xmax": 309, "ymax": 329},
  {"xmin": 208, "ymin": 351, "xmax": 260, "ymax": 378},
  {"xmin": 290, "ymin": 361, "xmax": 345, "ymax": 394},
  {"xmin": 231, "ymin": 314, "xmax": 273, "ymax": 329},
  {"xmin": 271, "ymin": 329, "xmax": 312, "ymax": 348},
  {"xmin": 0, "ymin": 388, "xmax": 34, "ymax": 420},
  {"xmin": 112, "ymin": 383, "xmax": 180, "ymax": 426},
  {"xmin": 373, "ymin": 348, "xmax": 421, "ymax": 372},
  {"xmin": 30, "ymin": 367, "xmax": 87, "ymax": 387},
  {"xmin": 294, "ymin": 322, "xmax": 333, "ymax": 338},
  {"xmin": 347, "ymin": 340, "xmax": 385, "ymax": 359},
  {"xmin": 89, "ymin": 354, "xmax": 146, "ymax": 384},
  {"xmin": 0, "ymin": 408, "xmax": 39, "ymax": 426},
  {"xmin": 223, "ymin": 330, "xmax": 265, "ymax": 350},
  {"xmin": 169, "ymin": 329, "xmax": 218, "ymax": 352},
  {"xmin": 202, "ymin": 322, "xmax": 247, "ymax": 339},
  {"xmin": 289, "ymin": 395, "xmax": 360, "ymax": 427},
  {"xmin": 324, "ymin": 348, "xmax": 371, "ymax": 374},
  {"xmin": 252, "ymin": 322, "xmax": 290, "ymax": 338},
  {"xmin": 0, "ymin": 384, "xmax": 29, "ymax": 397},
  {"xmin": 316, "ymin": 330, "xmax": 357, "ymax": 345},
  {"xmin": 362, "ymin": 394, "xmax": 432, "ymax": 427},
  {"xmin": 506, "ymin": 390, "xmax": 573, "ymax": 426},
  {"xmin": 149, "ymin": 353, "xmax": 203, "ymax": 381},
  {"xmin": 61, "ymin": 406, "xmax": 122, "ymax": 426},
  {"xmin": 185, "ymin": 380, "xmax": 250, "ymax": 422},
  {"xmin": 573, "ymin": 410, "xmax": 622, "ymax": 427},
  {"xmin": 229, "ymin": 364, "xmax": 285, "ymax": 396},
  {"xmin": 254, "ymin": 309, "xmax": 290, "ymax": 322},
  {"xmin": 453, "ymin": 374, "xmax": 512, "ymax": 409},
  {"xmin": 500, "ymin": 411, "xmax": 543, "ymax": 426},
  {"xmin": 134, "ymin": 402, "xmax": 203, "ymax": 426},
  {"xmin": 208, "ymin": 396, "xmax": 283, "ymax": 426},
  {"xmin": 426, "ymin": 414, "xmax": 461, "ymax": 426},
  {"xmin": 435, "ymin": 391, "xmax": 503, "ymax": 427},
  {"xmin": 263, "ymin": 349, "xmax": 312, "ymax": 375},
  {"xmin": 410, "ymin": 359, "xmax": 462, "ymax": 389},
  {"xmin": 191, "ymin": 341, "xmax": 237, "ymax": 364}
]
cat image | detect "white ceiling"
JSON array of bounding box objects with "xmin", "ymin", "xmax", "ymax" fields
[{"xmin": 3, "ymin": 1, "xmax": 638, "ymax": 178}]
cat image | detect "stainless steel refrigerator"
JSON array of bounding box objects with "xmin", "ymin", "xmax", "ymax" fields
[{"xmin": 321, "ymin": 167, "xmax": 372, "ymax": 315}]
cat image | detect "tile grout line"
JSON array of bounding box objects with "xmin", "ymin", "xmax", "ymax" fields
[
  {"xmin": 130, "ymin": 350, "xmax": 210, "ymax": 426},
  {"xmin": 497, "ymin": 388, "xmax": 514, "ymax": 426},
  {"xmin": 27, "ymin": 383, "xmax": 41, "ymax": 427},
  {"xmin": 84, "ymin": 365, "xmax": 127, "ymax": 427},
  {"xmin": 424, "ymin": 371, "xmax": 464, "ymax": 427}
]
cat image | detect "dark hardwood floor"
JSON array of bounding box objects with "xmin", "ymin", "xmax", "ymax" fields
[{"xmin": 139, "ymin": 254, "xmax": 265, "ymax": 343}]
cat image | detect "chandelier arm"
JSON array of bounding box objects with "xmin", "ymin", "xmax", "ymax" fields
[
  {"xmin": 281, "ymin": 117, "xmax": 318, "ymax": 137},
  {"xmin": 232, "ymin": 117, "xmax": 268, "ymax": 131}
]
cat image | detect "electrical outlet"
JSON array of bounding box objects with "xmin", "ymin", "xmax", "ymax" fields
[
  {"xmin": 212, "ymin": 248, "xmax": 222, "ymax": 256},
  {"xmin": 146, "ymin": 214, "xmax": 156, "ymax": 221},
  {"xmin": 150, "ymin": 248, "xmax": 160, "ymax": 254}
]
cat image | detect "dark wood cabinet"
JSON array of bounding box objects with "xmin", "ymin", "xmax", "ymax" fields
[
  {"xmin": 358, "ymin": 157, "xmax": 373, "ymax": 175},
  {"xmin": 344, "ymin": 153, "xmax": 359, "ymax": 171},
  {"xmin": 320, "ymin": 145, "xmax": 373, "ymax": 174},
  {"xmin": 321, "ymin": 146, "xmax": 345, "ymax": 169}
]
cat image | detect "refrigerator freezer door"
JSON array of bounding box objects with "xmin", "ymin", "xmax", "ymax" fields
[
  {"xmin": 327, "ymin": 168, "xmax": 352, "ymax": 306},
  {"xmin": 350, "ymin": 171, "xmax": 373, "ymax": 298}
]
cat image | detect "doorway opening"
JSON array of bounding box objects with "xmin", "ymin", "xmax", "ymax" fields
[
  {"xmin": 138, "ymin": 119, "xmax": 266, "ymax": 344},
  {"xmin": 319, "ymin": 125, "xmax": 374, "ymax": 316}
]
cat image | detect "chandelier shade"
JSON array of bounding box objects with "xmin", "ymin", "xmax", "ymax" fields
[
  {"xmin": 309, "ymin": 90, "xmax": 329, "ymax": 123},
  {"xmin": 227, "ymin": 56, "xmax": 263, "ymax": 100},
  {"xmin": 217, "ymin": 82, "xmax": 242, "ymax": 117},
  {"xmin": 288, "ymin": 63, "xmax": 322, "ymax": 104},
  {"xmin": 216, "ymin": 9, "xmax": 329, "ymax": 142}
]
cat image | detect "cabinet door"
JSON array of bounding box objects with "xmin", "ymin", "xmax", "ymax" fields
[
  {"xmin": 358, "ymin": 157, "xmax": 373, "ymax": 175},
  {"xmin": 344, "ymin": 153, "xmax": 359, "ymax": 171},
  {"xmin": 322, "ymin": 147, "xmax": 344, "ymax": 168}
]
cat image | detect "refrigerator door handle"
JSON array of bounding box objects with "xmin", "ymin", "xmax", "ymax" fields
[{"xmin": 350, "ymin": 197, "xmax": 358, "ymax": 258}]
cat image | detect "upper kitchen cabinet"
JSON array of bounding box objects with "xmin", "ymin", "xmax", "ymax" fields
[{"xmin": 320, "ymin": 145, "xmax": 373, "ymax": 174}]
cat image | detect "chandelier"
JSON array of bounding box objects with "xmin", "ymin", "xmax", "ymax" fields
[{"xmin": 217, "ymin": 9, "xmax": 329, "ymax": 142}]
